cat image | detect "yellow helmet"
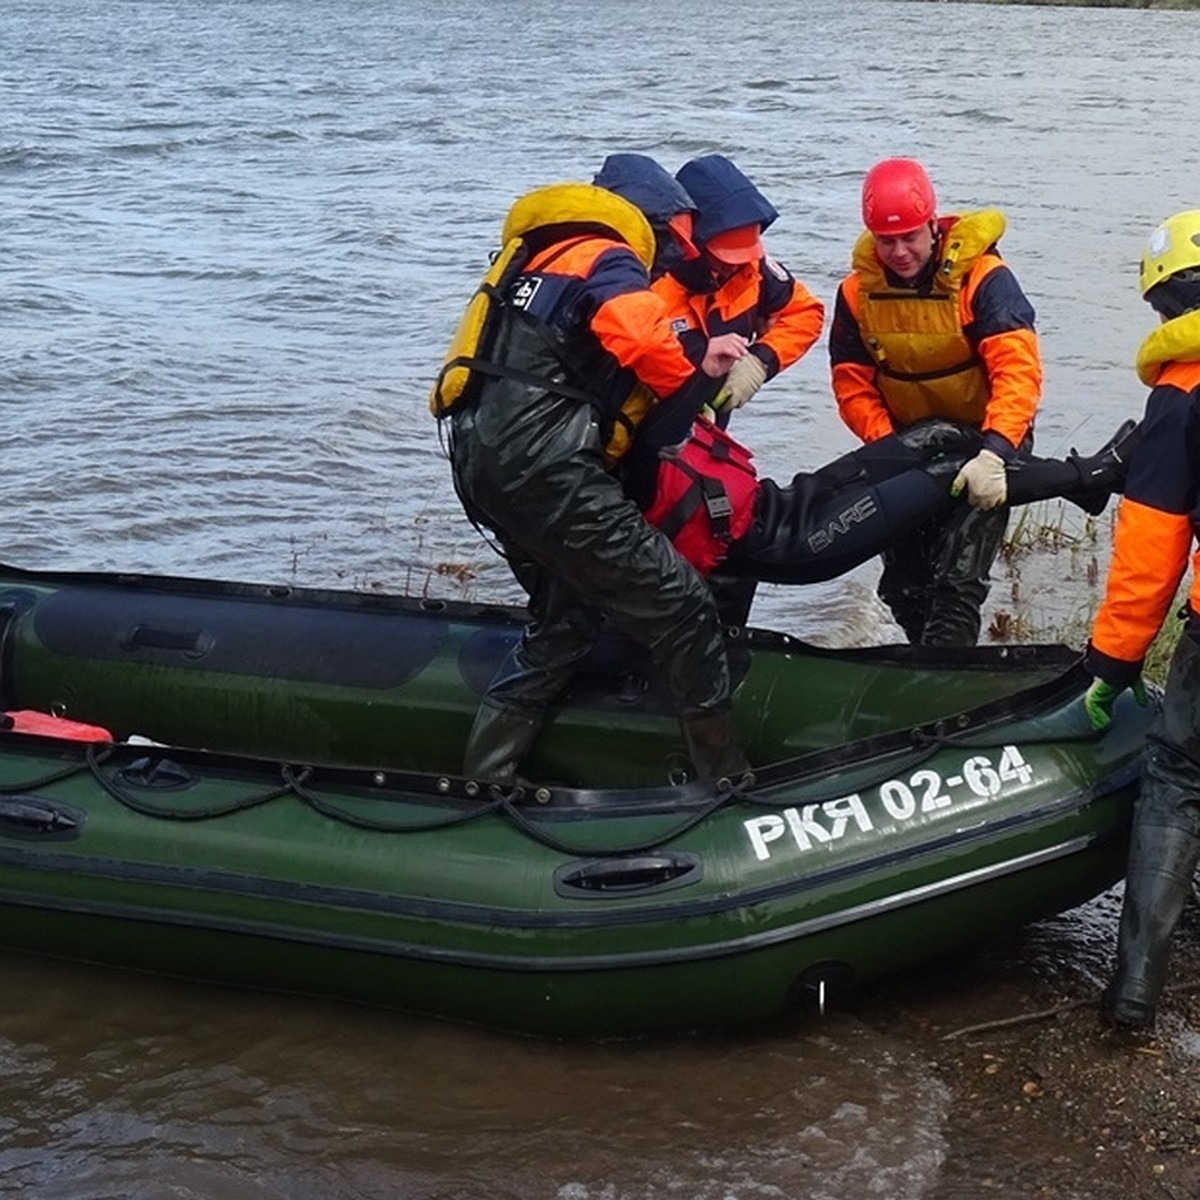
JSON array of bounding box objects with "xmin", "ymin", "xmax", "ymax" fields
[{"xmin": 1140, "ymin": 209, "xmax": 1200, "ymax": 299}]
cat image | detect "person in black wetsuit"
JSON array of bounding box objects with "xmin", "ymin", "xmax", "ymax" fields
[{"xmin": 627, "ymin": 414, "xmax": 1138, "ymax": 610}]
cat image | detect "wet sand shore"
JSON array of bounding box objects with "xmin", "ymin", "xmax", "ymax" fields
[{"xmin": 849, "ymin": 888, "xmax": 1200, "ymax": 1199}]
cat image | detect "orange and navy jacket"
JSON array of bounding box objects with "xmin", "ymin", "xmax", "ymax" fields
[
  {"xmin": 497, "ymin": 233, "xmax": 705, "ymax": 462},
  {"xmin": 517, "ymin": 235, "xmax": 697, "ymax": 400},
  {"xmin": 652, "ymin": 256, "xmax": 824, "ymax": 380},
  {"xmin": 1087, "ymin": 343, "xmax": 1200, "ymax": 686},
  {"xmin": 828, "ymin": 213, "xmax": 1042, "ymax": 460}
]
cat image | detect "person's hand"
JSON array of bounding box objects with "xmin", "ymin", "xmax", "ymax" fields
[
  {"xmin": 700, "ymin": 333, "xmax": 749, "ymax": 378},
  {"xmin": 714, "ymin": 354, "xmax": 767, "ymax": 411},
  {"xmin": 950, "ymin": 448, "xmax": 1007, "ymax": 509},
  {"xmin": 1084, "ymin": 676, "xmax": 1149, "ymax": 732}
]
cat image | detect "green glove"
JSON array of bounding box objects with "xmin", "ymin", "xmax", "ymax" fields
[{"xmin": 1084, "ymin": 676, "xmax": 1148, "ymax": 732}]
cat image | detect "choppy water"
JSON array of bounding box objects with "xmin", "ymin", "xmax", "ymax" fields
[{"xmin": 4, "ymin": 0, "xmax": 1200, "ymax": 1195}]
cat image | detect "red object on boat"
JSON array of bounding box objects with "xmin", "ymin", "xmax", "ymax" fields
[{"xmin": 3, "ymin": 710, "xmax": 113, "ymax": 742}]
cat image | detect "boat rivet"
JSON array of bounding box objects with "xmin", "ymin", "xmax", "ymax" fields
[
  {"xmin": 535, "ymin": 787, "xmax": 552, "ymax": 805},
  {"xmin": 374, "ymin": 772, "xmax": 388, "ymax": 786},
  {"xmin": 465, "ymin": 781, "xmax": 479, "ymax": 797},
  {"xmin": 436, "ymin": 777, "xmax": 451, "ymax": 793}
]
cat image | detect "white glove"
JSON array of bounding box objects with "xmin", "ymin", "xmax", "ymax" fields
[
  {"xmin": 718, "ymin": 354, "xmax": 768, "ymax": 411},
  {"xmin": 950, "ymin": 448, "xmax": 1008, "ymax": 510}
]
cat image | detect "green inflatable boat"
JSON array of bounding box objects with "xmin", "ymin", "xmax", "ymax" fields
[{"xmin": 0, "ymin": 562, "xmax": 1154, "ymax": 1037}]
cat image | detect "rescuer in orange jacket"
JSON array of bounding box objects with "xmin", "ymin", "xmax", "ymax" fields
[
  {"xmin": 651, "ymin": 155, "xmax": 824, "ymax": 422},
  {"xmin": 1083, "ymin": 209, "xmax": 1200, "ymax": 1031},
  {"xmin": 829, "ymin": 158, "xmax": 1045, "ymax": 646},
  {"xmin": 442, "ymin": 154, "xmax": 750, "ymax": 786},
  {"xmin": 643, "ymin": 154, "xmax": 823, "ymax": 624}
]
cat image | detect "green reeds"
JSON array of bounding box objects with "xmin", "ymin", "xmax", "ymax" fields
[{"xmin": 990, "ymin": 499, "xmax": 1184, "ymax": 684}]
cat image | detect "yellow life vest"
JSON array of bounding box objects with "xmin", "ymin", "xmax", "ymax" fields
[
  {"xmin": 851, "ymin": 209, "xmax": 1006, "ymax": 426},
  {"xmin": 600, "ymin": 383, "xmax": 656, "ymax": 468},
  {"xmin": 429, "ymin": 183, "xmax": 655, "ymax": 418},
  {"xmin": 1135, "ymin": 309, "xmax": 1200, "ymax": 386}
]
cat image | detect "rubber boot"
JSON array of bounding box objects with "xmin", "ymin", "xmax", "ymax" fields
[
  {"xmin": 1102, "ymin": 815, "xmax": 1200, "ymax": 1030},
  {"xmin": 681, "ymin": 706, "xmax": 749, "ymax": 783},
  {"xmin": 461, "ymin": 700, "xmax": 545, "ymax": 782},
  {"xmin": 1064, "ymin": 418, "xmax": 1142, "ymax": 516},
  {"xmin": 914, "ymin": 502, "xmax": 1007, "ymax": 647}
]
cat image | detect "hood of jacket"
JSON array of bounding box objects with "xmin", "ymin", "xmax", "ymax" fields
[{"xmin": 675, "ymin": 154, "xmax": 778, "ymax": 244}]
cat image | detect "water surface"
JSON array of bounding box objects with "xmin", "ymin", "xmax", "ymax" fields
[{"xmin": 4, "ymin": 0, "xmax": 1199, "ymax": 1194}]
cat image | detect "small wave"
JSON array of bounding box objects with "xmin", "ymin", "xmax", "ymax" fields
[
  {"xmin": 0, "ymin": 143, "xmax": 73, "ymax": 170},
  {"xmin": 946, "ymin": 108, "xmax": 1014, "ymax": 125}
]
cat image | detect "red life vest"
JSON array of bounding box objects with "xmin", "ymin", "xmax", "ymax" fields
[{"xmin": 644, "ymin": 417, "xmax": 760, "ymax": 575}]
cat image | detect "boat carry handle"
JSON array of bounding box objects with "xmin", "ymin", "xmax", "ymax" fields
[
  {"xmin": 554, "ymin": 852, "xmax": 702, "ymax": 898},
  {"xmin": 118, "ymin": 625, "xmax": 215, "ymax": 659},
  {"xmin": 0, "ymin": 796, "xmax": 83, "ymax": 841}
]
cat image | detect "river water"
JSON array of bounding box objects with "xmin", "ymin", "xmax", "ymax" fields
[{"xmin": 3, "ymin": 0, "xmax": 1199, "ymax": 1196}]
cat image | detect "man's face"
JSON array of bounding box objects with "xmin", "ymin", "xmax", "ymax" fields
[
  {"xmin": 703, "ymin": 252, "xmax": 742, "ymax": 286},
  {"xmin": 873, "ymin": 223, "xmax": 936, "ymax": 281}
]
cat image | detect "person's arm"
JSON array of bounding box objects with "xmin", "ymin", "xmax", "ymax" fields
[
  {"xmin": 829, "ymin": 278, "xmax": 895, "ymax": 442},
  {"xmin": 964, "ymin": 259, "xmax": 1043, "ymax": 458},
  {"xmin": 1087, "ymin": 382, "xmax": 1199, "ymax": 680},
  {"xmin": 583, "ymin": 247, "xmax": 702, "ymax": 397},
  {"xmin": 752, "ymin": 259, "xmax": 825, "ymax": 377}
]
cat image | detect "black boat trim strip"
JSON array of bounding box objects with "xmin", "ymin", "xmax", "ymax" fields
[{"xmin": 0, "ymin": 832, "xmax": 1105, "ymax": 974}]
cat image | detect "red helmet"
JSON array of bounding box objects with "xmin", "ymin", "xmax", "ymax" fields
[{"xmin": 861, "ymin": 158, "xmax": 937, "ymax": 236}]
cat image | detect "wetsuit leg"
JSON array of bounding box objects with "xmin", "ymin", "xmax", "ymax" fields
[
  {"xmin": 718, "ymin": 429, "xmax": 1122, "ymax": 593},
  {"xmin": 725, "ymin": 458, "xmax": 951, "ymax": 586},
  {"xmin": 1007, "ymin": 417, "xmax": 1141, "ymax": 513}
]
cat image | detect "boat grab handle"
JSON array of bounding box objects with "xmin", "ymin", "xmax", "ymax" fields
[
  {"xmin": 0, "ymin": 796, "xmax": 83, "ymax": 840},
  {"xmin": 118, "ymin": 625, "xmax": 215, "ymax": 659},
  {"xmin": 554, "ymin": 852, "xmax": 702, "ymax": 898}
]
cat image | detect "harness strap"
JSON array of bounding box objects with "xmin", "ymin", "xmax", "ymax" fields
[
  {"xmin": 878, "ymin": 353, "xmax": 982, "ymax": 383},
  {"xmin": 656, "ymin": 460, "xmax": 734, "ymax": 542},
  {"xmin": 440, "ymin": 355, "xmax": 596, "ymax": 404}
]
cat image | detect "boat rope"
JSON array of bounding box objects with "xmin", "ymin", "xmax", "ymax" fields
[
  {"xmin": 486, "ymin": 776, "xmax": 751, "ymax": 857},
  {"xmin": 38, "ymin": 742, "xmax": 755, "ymax": 852},
  {"xmin": 84, "ymin": 744, "xmax": 307, "ymax": 821},
  {"xmin": 55, "ymin": 748, "xmax": 516, "ymax": 835},
  {"xmin": 0, "ymin": 744, "xmax": 117, "ymax": 794},
  {"xmin": 282, "ymin": 764, "xmax": 511, "ymax": 833}
]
